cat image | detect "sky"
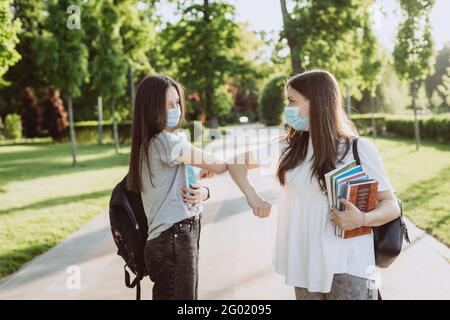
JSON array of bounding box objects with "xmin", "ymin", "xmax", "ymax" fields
[{"xmin": 232, "ymin": 0, "xmax": 450, "ymax": 52}]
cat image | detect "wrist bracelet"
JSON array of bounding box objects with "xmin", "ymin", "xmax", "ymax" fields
[{"xmin": 202, "ymin": 185, "xmax": 210, "ymax": 201}]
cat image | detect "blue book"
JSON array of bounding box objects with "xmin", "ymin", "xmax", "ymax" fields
[
  {"xmin": 185, "ymin": 164, "xmax": 203, "ymax": 212},
  {"xmin": 186, "ymin": 164, "xmax": 198, "ymax": 189},
  {"xmin": 332, "ymin": 165, "xmax": 363, "ymax": 207},
  {"xmin": 336, "ymin": 174, "xmax": 369, "ymax": 210}
]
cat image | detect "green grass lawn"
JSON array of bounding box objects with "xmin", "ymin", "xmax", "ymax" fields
[
  {"xmin": 370, "ymin": 135, "xmax": 450, "ymax": 245},
  {"xmin": 0, "ymin": 142, "xmax": 130, "ymax": 279},
  {"xmin": 0, "ymin": 135, "xmax": 449, "ymax": 280}
]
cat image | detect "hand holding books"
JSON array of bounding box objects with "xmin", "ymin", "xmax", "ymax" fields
[
  {"xmin": 325, "ymin": 160, "xmax": 379, "ymax": 239},
  {"xmin": 331, "ymin": 198, "xmax": 365, "ymax": 232}
]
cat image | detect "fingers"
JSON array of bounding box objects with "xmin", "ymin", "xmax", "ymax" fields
[
  {"xmin": 181, "ymin": 187, "xmax": 201, "ymax": 205},
  {"xmin": 338, "ymin": 198, "xmax": 356, "ymax": 210},
  {"xmin": 330, "ymin": 206, "xmax": 340, "ymax": 225},
  {"xmin": 200, "ymin": 170, "xmax": 214, "ymax": 179},
  {"xmin": 261, "ymin": 201, "xmax": 271, "ymax": 218},
  {"xmin": 201, "ymin": 172, "xmax": 214, "ymax": 178},
  {"xmin": 182, "ymin": 192, "xmax": 196, "ymax": 200},
  {"xmin": 253, "ymin": 201, "xmax": 271, "ymax": 218},
  {"xmin": 182, "ymin": 186, "xmax": 200, "ymax": 196},
  {"xmin": 331, "ymin": 211, "xmax": 337, "ymax": 224}
]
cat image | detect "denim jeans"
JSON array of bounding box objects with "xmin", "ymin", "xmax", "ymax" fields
[
  {"xmin": 144, "ymin": 216, "xmax": 201, "ymax": 300},
  {"xmin": 295, "ymin": 273, "xmax": 378, "ymax": 300}
]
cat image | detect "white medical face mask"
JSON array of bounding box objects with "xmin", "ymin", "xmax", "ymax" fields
[
  {"xmin": 166, "ymin": 104, "xmax": 181, "ymax": 128},
  {"xmin": 284, "ymin": 100, "xmax": 310, "ymax": 131}
]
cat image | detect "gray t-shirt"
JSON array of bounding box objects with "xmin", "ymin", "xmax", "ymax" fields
[{"xmin": 141, "ymin": 130, "xmax": 203, "ymax": 240}]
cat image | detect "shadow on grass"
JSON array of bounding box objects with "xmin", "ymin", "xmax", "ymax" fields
[
  {"xmin": 0, "ymin": 242, "xmax": 55, "ymax": 280},
  {"xmin": 0, "ymin": 142, "xmax": 105, "ymax": 161},
  {"xmin": 366, "ymin": 134, "xmax": 450, "ymax": 152},
  {"xmin": 0, "ymin": 143, "xmax": 130, "ymax": 188},
  {"xmin": 397, "ymin": 165, "xmax": 450, "ymax": 245},
  {"xmin": 0, "ymin": 224, "xmax": 111, "ymax": 282},
  {"xmin": 0, "ymin": 189, "xmax": 112, "ymax": 216}
]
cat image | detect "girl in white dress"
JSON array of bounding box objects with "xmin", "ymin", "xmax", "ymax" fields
[{"xmin": 227, "ymin": 69, "xmax": 400, "ymax": 300}]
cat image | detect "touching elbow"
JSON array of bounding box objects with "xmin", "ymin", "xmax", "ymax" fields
[
  {"xmin": 395, "ymin": 201, "xmax": 402, "ymax": 217},
  {"xmin": 391, "ymin": 200, "xmax": 401, "ymax": 220},
  {"xmin": 217, "ymin": 164, "xmax": 227, "ymax": 174}
]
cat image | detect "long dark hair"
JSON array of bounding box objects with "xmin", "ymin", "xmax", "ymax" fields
[
  {"xmin": 276, "ymin": 69, "xmax": 358, "ymax": 193},
  {"xmin": 127, "ymin": 74, "xmax": 186, "ymax": 192}
]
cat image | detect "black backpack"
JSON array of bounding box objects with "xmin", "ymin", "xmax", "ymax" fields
[{"xmin": 109, "ymin": 175, "xmax": 149, "ymax": 300}]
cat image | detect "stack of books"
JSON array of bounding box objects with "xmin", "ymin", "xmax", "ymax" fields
[{"xmin": 325, "ymin": 160, "xmax": 378, "ymax": 239}]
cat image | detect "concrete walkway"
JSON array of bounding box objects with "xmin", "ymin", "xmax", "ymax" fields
[{"xmin": 1, "ymin": 126, "xmax": 449, "ymax": 299}]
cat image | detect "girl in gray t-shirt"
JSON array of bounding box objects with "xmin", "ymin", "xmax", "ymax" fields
[{"xmin": 126, "ymin": 74, "xmax": 228, "ymax": 300}]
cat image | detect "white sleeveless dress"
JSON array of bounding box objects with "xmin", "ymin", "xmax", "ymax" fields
[{"xmin": 253, "ymin": 136, "xmax": 395, "ymax": 293}]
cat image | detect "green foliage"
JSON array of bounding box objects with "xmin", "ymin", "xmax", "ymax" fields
[
  {"xmin": 70, "ymin": 121, "xmax": 131, "ymax": 144},
  {"xmin": 4, "ymin": 113, "xmax": 22, "ymax": 139},
  {"xmin": 394, "ymin": 0, "xmax": 435, "ymax": 86},
  {"xmin": 359, "ymin": 13, "xmax": 382, "ymax": 95},
  {"xmin": 385, "ymin": 116, "xmax": 450, "ymax": 144},
  {"xmin": 90, "ymin": 0, "xmax": 127, "ymax": 100},
  {"xmin": 437, "ymin": 67, "xmax": 450, "ymax": 107},
  {"xmin": 350, "ymin": 114, "xmax": 386, "ymax": 135},
  {"xmin": 425, "ymin": 44, "xmax": 450, "ymax": 101},
  {"xmin": 118, "ymin": 0, "xmax": 154, "ymax": 76},
  {"xmin": 66, "ymin": 120, "xmax": 202, "ymax": 144},
  {"xmin": 0, "ymin": 0, "xmax": 45, "ymax": 117},
  {"xmin": 355, "ymin": 54, "xmax": 410, "ymax": 114},
  {"xmin": 259, "ymin": 75, "xmax": 286, "ymax": 126},
  {"xmin": 159, "ymin": 1, "xmax": 247, "ymax": 121},
  {"xmin": 37, "ymin": 0, "xmax": 88, "ymax": 98},
  {"xmin": 0, "ymin": 0, "xmax": 22, "ymax": 85},
  {"xmin": 351, "ymin": 114, "xmax": 450, "ymax": 144},
  {"xmin": 280, "ymin": 0, "xmax": 375, "ymax": 99},
  {"xmin": 213, "ymin": 84, "xmax": 233, "ymax": 120},
  {"xmin": 415, "ymin": 83, "xmax": 430, "ymax": 111}
]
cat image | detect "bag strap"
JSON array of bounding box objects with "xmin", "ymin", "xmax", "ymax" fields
[
  {"xmin": 136, "ymin": 281, "xmax": 141, "ymax": 300},
  {"xmin": 352, "ymin": 137, "xmax": 361, "ymax": 166},
  {"xmin": 352, "ymin": 137, "xmax": 411, "ymax": 245},
  {"xmin": 124, "ymin": 265, "xmax": 142, "ymax": 300}
]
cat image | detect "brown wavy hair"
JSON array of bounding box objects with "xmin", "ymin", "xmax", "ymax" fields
[
  {"xmin": 127, "ymin": 74, "xmax": 186, "ymax": 192},
  {"xmin": 276, "ymin": 70, "xmax": 358, "ymax": 193}
]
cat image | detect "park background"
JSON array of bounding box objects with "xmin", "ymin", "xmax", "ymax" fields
[{"xmin": 0, "ymin": 0, "xmax": 449, "ymax": 299}]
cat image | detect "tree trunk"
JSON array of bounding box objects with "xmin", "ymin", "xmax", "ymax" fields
[
  {"xmin": 346, "ymin": 84, "xmax": 351, "ymax": 117},
  {"xmin": 111, "ymin": 99, "xmax": 120, "ymax": 154},
  {"xmin": 280, "ymin": 0, "xmax": 302, "ymax": 74},
  {"xmin": 203, "ymin": 0, "xmax": 216, "ymax": 128},
  {"xmin": 128, "ymin": 65, "xmax": 135, "ymax": 112},
  {"xmin": 208, "ymin": 116, "xmax": 219, "ymax": 129},
  {"xmin": 370, "ymin": 94, "xmax": 377, "ymax": 139},
  {"xmin": 67, "ymin": 95, "xmax": 77, "ymax": 166},
  {"xmin": 98, "ymin": 96, "xmax": 103, "ymax": 145},
  {"xmin": 412, "ymin": 83, "xmax": 421, "ymax": 151}
]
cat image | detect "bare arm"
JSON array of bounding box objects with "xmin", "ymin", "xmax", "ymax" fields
[
  {"xmin": 332, "ymin": 190, "xmax": 401, "ymax": 230},
  {"xmin": 227, "ymin": 151, "xmax": 271, "ymax": 218},
  {"xmin": 226, "ymin": 151, "xmax": 259, "ymax": 195},
  {"xmin": 362, "ymin": 190, "xmax": 400, "ymax": 227},
  {"xmin": 177, "ymin": 145, "xmax": 227, "ymax": 174}
]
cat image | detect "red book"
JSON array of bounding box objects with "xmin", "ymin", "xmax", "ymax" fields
[{"xmin": 341, "ymin": 180, "xmax": 378, "ymax": 239}]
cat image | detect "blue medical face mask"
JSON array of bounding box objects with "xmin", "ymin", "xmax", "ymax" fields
[
  {"xmin": 284, "ymin": 101, "xmax": 310, "ymax": 131},
  {"xmin": 166, "ymin": 104, "xmax": 181, "ymax": 128}
]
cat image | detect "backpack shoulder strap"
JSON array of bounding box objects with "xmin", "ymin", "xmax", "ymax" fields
[
  {"xmin": 352, "ymin": 137, "xmax": 361, "ymax": 166},
  {"xmin": 124, "ymin": 265, "xmax": 142, "ymax": 300}
]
